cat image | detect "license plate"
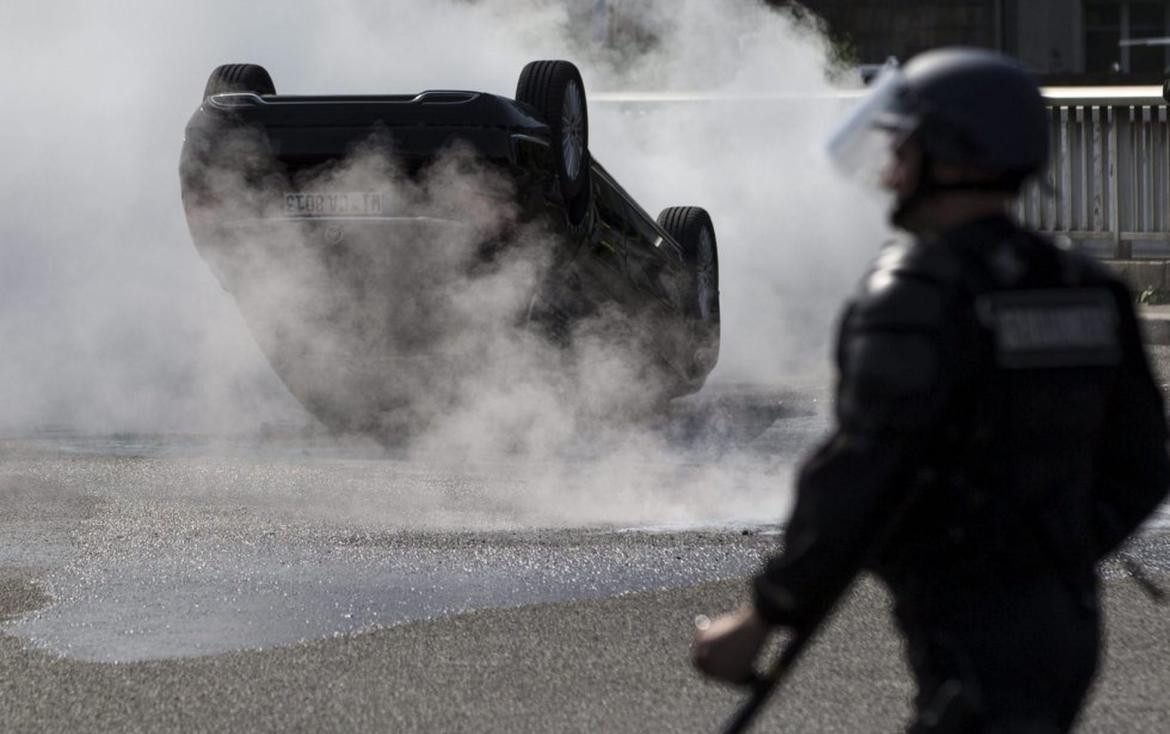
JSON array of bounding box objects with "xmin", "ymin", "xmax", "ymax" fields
[{"xmin": 282, "ymin": 192, "xmax": 391, "ymax": 217}]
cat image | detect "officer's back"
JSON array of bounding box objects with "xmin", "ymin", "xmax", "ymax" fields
[
  {"xmin": 692, "ymin": 48, "xmax": 1169, "ymax": 733},
  {"xmin": 866, "ymin": 214, "xmax": 1159, "ymax": 599}
]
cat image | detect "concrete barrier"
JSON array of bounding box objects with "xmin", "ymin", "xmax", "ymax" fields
[
  {"xmin": 1096, "ymin": 262, "xmax": 1169, "ymax": 345},
  {"xmin": 1102, "ymin": 259, "xmax": 1170, "ymax": 294},
  {"xmin": 1139, "ymin": 305, "xmax": 1170, "ymax": 345}
]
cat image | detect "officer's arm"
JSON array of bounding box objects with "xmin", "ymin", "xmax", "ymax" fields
[
  {"xmin": 1092, "ymin": 285, "xmax": 1170, "ymax": 558},
  {"xmin": 753, "ymin": 274, "xmax": 955, "ymax": 628}
]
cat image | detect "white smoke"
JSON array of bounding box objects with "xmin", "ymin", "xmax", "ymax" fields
[{"xmin": 0, "ymin": 0, "xmax": 890, "ymax": 525}]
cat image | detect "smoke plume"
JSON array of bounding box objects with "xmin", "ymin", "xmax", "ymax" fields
[{"xmin": 0, "ymin": 0, "xmax": 891, "ymax": 526}]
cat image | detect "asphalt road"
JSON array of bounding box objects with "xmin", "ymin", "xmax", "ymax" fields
[{"xmin": 1, "ymin": 360, "xmax": 1169, "ymax": 732}]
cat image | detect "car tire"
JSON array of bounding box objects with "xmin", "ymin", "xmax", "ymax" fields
[
  {"xmin": 204, "ymin": 63, "xmax": 276, "ymax": 99},
  {"xmin": 657, "ymin": 207, "xmax": 720, "ymax": 325},
  {"xmin": 515, "ymin": 60, "xmax": 590, "ymax": 204},
  {"xmin": 657, "ymin": 206, "xmax": 721, "ymax": 386}
]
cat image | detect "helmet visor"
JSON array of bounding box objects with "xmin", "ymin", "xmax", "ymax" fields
[{"xmin": 826, "ymin": 64, "xmax": 917, "ymax": 184}]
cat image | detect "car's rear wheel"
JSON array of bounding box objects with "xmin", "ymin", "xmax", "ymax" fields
[
  {"xmin": 204, "ymin": 63, "xmax": 276, "ymax": 98},
  {"xmin": 515, "ymin": 60, "xmax": 590, "ymax": 206}
]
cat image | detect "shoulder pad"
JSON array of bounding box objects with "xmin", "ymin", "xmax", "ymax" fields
[
  {"xmin": 870, "ymin": 237, "xmax": 964, "ymax": 285},
  {"xmin": 852, "ymin": 249, "xmax": 950, "ymax": 331},
  {"xmin": 836, "ymin": 329, "xmax": 946, "ymax": 433},
  {"xmin": 837, "ymin": 244, "xmax": 958, "ymax": 433}
]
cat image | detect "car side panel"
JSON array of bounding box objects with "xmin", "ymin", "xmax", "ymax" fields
[{"xmin": 566, "ymin": 166, "xmax": 697, "ymax": 382}]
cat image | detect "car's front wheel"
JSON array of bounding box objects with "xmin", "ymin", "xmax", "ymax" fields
[
  {"xmin": 657, "ymin": 206, "xmax": 721, "ymax": 378},
  {"xmin": 658, "ymin": 207, "xmax": 720, "ymax": 323}
]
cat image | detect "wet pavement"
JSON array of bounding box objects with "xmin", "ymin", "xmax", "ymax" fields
[
  {"xmin": 0, "ymin": 383, "xmax": 818, "ymax": 663},
  {"xmin": 3, "ymin": 366, "xmax": 1170, "ymax": 666},
  {"xmin": 1, "ymin": 371, "xmax": 1168, "ymax": 731}
]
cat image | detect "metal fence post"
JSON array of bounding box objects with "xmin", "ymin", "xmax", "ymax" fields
[{"xmin": 1111, "ymin": 107, "xmax": 1130, "ymax": 258}]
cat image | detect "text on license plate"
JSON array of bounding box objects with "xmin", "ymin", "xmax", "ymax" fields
[{"xmin": 284, "ymin": 192, "xmax": 391, "ymax": 216}]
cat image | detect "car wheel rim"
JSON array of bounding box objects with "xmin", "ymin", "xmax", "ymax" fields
[
  {"xmin": 561, "ymin": 80, "xmax": 585, "ymax": 181},
  {"xmin": 696, "ymin": 228, "xmax": 715, "ymax": 321}
]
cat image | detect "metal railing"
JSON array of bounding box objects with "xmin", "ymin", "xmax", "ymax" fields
[
  {"xmin": 1021, "ymin": 87, "xmax": 1169, "ymax": 259},
  {"xmin": 593, "ymin": 86, "xmax": 1170, "ymax": 260}
]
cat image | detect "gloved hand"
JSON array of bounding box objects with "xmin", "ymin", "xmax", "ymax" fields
[{"xmin": 690, "ymin": 604, "xmax": 770, "ymax": 685}]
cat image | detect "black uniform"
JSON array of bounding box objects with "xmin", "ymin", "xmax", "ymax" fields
[{"xmin": 753, "ymin": 215, "xmax": 1169, "ymax": 732}]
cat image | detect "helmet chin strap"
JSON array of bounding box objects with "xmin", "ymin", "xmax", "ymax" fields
[
  {"xmin": 891, "ymin": 152, "xmax": 1024, "ymax": 230},
  {"xmin": 890, "ymin": 152, "xmax": 935, "ymax": 230}
]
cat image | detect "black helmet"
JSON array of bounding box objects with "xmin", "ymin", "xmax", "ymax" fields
[
  {"xmin": 883, "ymin": 48, "xmax": 1049, "ymax": 180},
  {"xmin": 828, "ymin": 48, "xmax": 1049, "ymax": 193}
]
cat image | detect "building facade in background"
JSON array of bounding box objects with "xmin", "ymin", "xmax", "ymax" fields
[{"xmin": 785, "ymin": 0, "xmax": 1170, "ymax": 81}]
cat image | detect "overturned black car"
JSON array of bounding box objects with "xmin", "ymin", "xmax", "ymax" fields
[{"xmin": 180, "ymin": 60, "xmax": 720, "ymax": 435}]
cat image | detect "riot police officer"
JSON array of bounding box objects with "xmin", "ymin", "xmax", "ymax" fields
[{"xmin": 692, "ymin": 48, "xmax": 1170, "ymax": 732}]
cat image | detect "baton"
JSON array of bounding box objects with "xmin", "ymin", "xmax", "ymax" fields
[
  {"xmin": 714, "ymin": 464, "xmax": 940, "ymax": 733},
  {"xmin": 720, "ymin": 624, "xmax": 816, "ymax": 734}
]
